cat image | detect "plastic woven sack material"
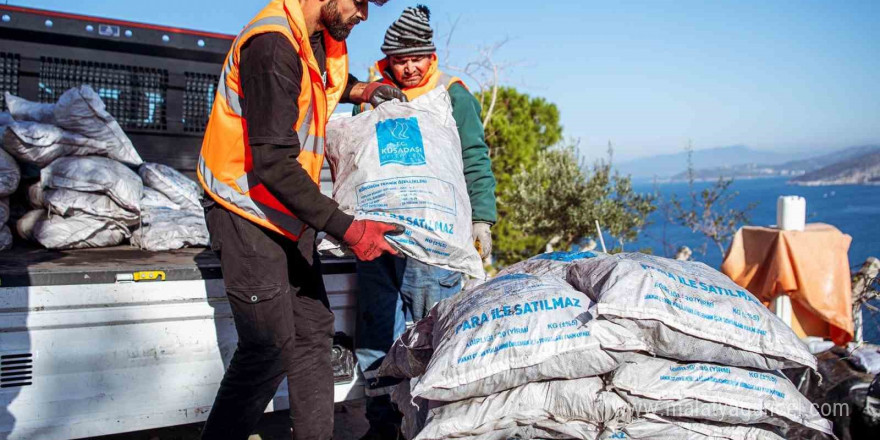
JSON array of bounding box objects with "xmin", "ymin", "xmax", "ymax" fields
[
  {"xmin": 847, "ymin": 345, "xmax": 880, "ymax": 374},
  {"xmin": 0, "ymin": 225, "xmax": 11, "ymax": 251},
  {"xmin": 141, "ymin": 187, "xmax": 182, "ymax": 211},
  {"xmin": 496, "ymin": 250, "xmax": 604, "ymax": 279},
  {"xmin": 0, "ymin": 146, "xmax": 20, "ymax": 197},
  {"xmin": 0, "ymin": 112, "xmax": 13, "ymax": 127},
  {"xmin": 420, "ymin": 419, "xmax": 600, "ymax": 440},
  {"xmin": 0, "ymin": 197, "xmax": 8, "ymax": 225},
  {"xmin": 379, "ymin": 312, "xmax": 436, "ymax": 379},
  {"xmin": 31, "ymin": 213, "xmax": 130, "ymax": 250},
  {"xmin": 41, "ymin": 156, "xmax": 142, "ymax": 213},
  {"xmin": 609, "ymin": 356, "xmax": 834, "ymax": 436},
  {"xmin": 599, "ymin": 415, "xmax": 786, "ymax": 440},
  {"xmin": 393, "ymin": 379, "xmax": 430, "ymax": 440},
  {"xmin": 5, "ymin": 92, "xmax": 56, "ymax": 124},
  {"xmin": 566, "ymin": 252, "xmax": 817, "ymax": 371},
  {"xmin": 130, "ymin": 209, "xmax": 208, "ymax": 251},
  {"xmin": 3, "ymin": 121, "xmax": 112, "ymax": 166},
  {"xmin": 326, "ymin": 88, "xmax": 484, "ymax": 278},
  {"xmin": 412, "ymin": 274, "xmax": 648, "ymax": 401},
  {"xmin": 16, "ymin": 209, "xmax": 44, "ymax": 241},
  {"xmin": 138, "ymin": 162, "xmax": 201, "ymax": 211},
  {"xmin": 44, "ymin": 188, "xmax": 139, "ymax": 225},
  {"xmin": 28, "ymin": 182, "xmax": 44, "ymax": 209},
  {"xmin": 415, "ymin": 377, "xmax": 629, "ymax": 440},
  {"xmin": 53, "ymin": 85, "xmax": 143, "ymax": 167}
]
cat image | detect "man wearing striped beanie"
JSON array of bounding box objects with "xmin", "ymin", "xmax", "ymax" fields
[{"xmin": 353, "ymin": 5, "xmax": 498, "ymax": 440}]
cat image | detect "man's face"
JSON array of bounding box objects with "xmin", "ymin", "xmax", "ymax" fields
[
  {"xmin": 389, "ymin": 55, "xmax": 432, "ymax": 88},
  {"xmin": 321, "ymin": 0, "xmax": 368, "ymax": 42}
]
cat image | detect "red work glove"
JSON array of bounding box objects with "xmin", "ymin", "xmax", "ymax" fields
[{"xmin": 343, "ymin": 220, "xmax": 404, "ymax": 261}]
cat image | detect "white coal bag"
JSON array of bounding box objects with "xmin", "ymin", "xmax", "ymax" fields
[
  {"xmin": 16, "ymin": 209, "xmax": 44, "ymax": 241},
  {"xmin": 3, "ymin": 121, "xmax": 111, "ymax": 166},
  {"xmin": 43, "ymin": 188, "xmax": 139, "ymax": 225},
  {"xmin": 567, "ymin": 252, "xmax": 816, "ymax": 371},
  {"xmin": 392, "ymin": 379, "xmax": 429, "ymax": 440},
  {"xmin": 0, "ymin": 197, "xmax": 8, "ymax": 225},
  {"xmin": 5, "ymin": 93, "xmax": 56, "ymax": 124},
  {"xmin": 326, "ymin": 87, "xmax": 484, "ymax": 278},
  {"xmin": 421, "ymin": 419, "xmax": 600, "ymax": 440},
  {"xmin": 599, "ymin": 415, "xmax": 785, "ymax": 440},
  {"xmin": 28, "ymin": 182, "xmax": 44, "ymax": 209},
  {"xmin": 0, "ymin": 146, "xmax": 20, "ymax": 197},
  {"xmin": 412, "ymin": 274, "xmax": 647, "ymax": 401},
  {"xmin": 53, "ymin": 85, "xmax": 143, "ymax": 167},
  {"xmin": 416, "ymin": 377, "xmax": 628, "ymax": 440},
  {"xmin": 141, "ymin": 187, "xmax": 182, "ymax": 211},
  {"xmin": 379, "ymin": 312, "xmax": 436, "ymax": 379},
  {"xmin": 31, "ymin": 213, "xmax": 130, "ymax": 249},
  {"xmin": 138, "ymin": 162, "xmax": 201, "ymax": 211},
  {"xmin": 609, "ymin": 356, "xmax": 834, "ymax": 436},
  {"xmin": 0, "ymin": 225, "xmax": 11, "ymax": 251},
  {"xmin": 42, "ymin": 156, "xmax": 143, "ymax": 213},
  {"xmin": 131, "ymin": 209, "xmax": 208, "ymax": 251},
  {"xmin": 496, "ymin": 250, "xmax": 604, "ymax": 279}
]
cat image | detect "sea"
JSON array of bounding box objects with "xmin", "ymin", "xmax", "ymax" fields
[{"xmin": 627, "ymin": 177, "xmax": 880, "ymax": 344}]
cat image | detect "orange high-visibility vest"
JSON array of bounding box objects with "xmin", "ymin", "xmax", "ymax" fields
[
  {"xmin": 359, "ymin": 54, "xmax": 464, "ymax": 112},
  {"xmin": 198, "ymin": 0, "xmax": 349, "ymax": 241}
]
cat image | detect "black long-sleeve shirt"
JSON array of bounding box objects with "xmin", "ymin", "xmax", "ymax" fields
[{"xmin": 239, "ymin": 32, "xmax": 357, "ymax": 241}]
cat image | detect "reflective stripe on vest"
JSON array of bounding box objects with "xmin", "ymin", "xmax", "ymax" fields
[
  {"xmin": 215, "ymin": 16, "xmax": 324, "ymax": 158},
  {"xmin": 199, "ymin": 156, "xmax": 305, "ymax": 234}
]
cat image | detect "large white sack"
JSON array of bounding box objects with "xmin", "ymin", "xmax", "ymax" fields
[
  {"xmin": 416, "ymin": 377, "xmax": 628, "ymax": 440},
  {"xmin": 3, "ymin": 121, "xmax": 111, "ymax": 166},
  {"xmin": 28, "ymin": 182, "xmax": 44, "ymax": 209},
  {"xmin": 0, "ymin": 197, "xmax": 8, "ymax": 225},
  {"xmin": 609, "ymin": 356, "xmax": 834, "ymax": 436},
  {"xmin": 379, "ymin": 312, "xmax": 436, "ymax": 379},
  {"xmin": 0, "ymin": 225, "xmax": 11, "ymax": 251},
  {"xmin": 599, "ymin": 415, "xmax": 785, "ymax": 440},
  {"xmin": 0, "ymin": 112, "xmax": 13, "ymax": 128},
  {"xmin": 393, "ymin": 379, "xmax": 429, "ymax": 440},
  {"xmin": 412, "ymin": 274, "xmax": 648, "ymax": 401},
  {"xmin": 326, "ymin": 88, "xmax": 484, "ymax": 278},
  {"xmin": 130, "ymin": 209, "xmax": 208, "ymax": 251},
  {"xmin": 567, "ymin": 252, "xmax": 816, "ymax": 371},
  {"xmin": 53, "ymin": 85, "xmax": 143, "ymax": 166},
  {"xmin": 138, "ymin": 162, "xmax": 201, "ymax": 210},
  {"xmin": 5, "ymin": 92, "xmax": 56, "ymax": 124},
  {"xmin": 16, "ymin": 209, "xmax": 44, "ymax": 241},
  {"xmin": 141, "ymin": 187, "xmax": 182, "ymax": 211},
  {"xmin": 422, "ymin": 419, "xmax": 600, "ymax": 440},
  {"xmin": 41, "ymin": 156, "xmax": 142, "ymax": 213},
  {"xmin": 496, "ymin": 250, "xmax": 603, "ymax": 279},
  {"xmin": 43, "ymin": 188, "xmax": 139, "ymax": 225},
  {"xmin": 0, "ymin": 146, "xmax": 20, "ymax": 197},
  {"xmin": 31, "ymin": 213, "xmax": 130, "ymax": 249}
]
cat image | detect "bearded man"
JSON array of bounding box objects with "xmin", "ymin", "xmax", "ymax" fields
[{"xmin": 197, "ymin": 1, "xmax": 406, "ymax": 439}]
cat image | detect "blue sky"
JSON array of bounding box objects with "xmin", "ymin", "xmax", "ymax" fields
[{"xmin": 8, "ymin": 0, "xmax": 880, "ymax": 161}]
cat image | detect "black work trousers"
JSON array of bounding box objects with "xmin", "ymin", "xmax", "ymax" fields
[{"xmin": 201, "ymin": 204, "xmax": 335, "ymax": 440}]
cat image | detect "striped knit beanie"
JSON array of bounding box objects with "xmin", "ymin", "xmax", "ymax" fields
[{"xmin": 381, "ymin": 5, "xmax": 436, "ymax": 56}]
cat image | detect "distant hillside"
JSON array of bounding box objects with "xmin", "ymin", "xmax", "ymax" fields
[
  {"xmin": 616, "ymin": 145, "xmax": 790, "ymax": 179},
  {"xmin": 790, "ymin": 149, "xmax": 880, "ymax": 186},
  {"xmin": 668, "ymin": 145, "xmax": 880, "ymax": 181}
]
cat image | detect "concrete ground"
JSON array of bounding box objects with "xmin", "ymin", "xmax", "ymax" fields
[{"xmin": 91, "ymin": 399, "xmax": 369, "ymax": 440}]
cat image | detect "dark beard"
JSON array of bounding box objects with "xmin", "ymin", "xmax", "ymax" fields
[{"xmin": 320, "ymin": 0, "xmax": 359, "ymax": 41}]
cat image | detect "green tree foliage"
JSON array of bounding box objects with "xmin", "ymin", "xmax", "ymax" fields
[
  {"xmin": 476, "ymin": 87, "xmax": 564, "ymax": 265},
  {"xmin": 507, "ymin": 145, "xmax": 657, "ymax": 257}
]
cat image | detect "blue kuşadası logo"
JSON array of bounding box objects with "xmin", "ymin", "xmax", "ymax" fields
[{"xmin": 376, "ymin": 117, "xmax": 426, "ymax": 166}]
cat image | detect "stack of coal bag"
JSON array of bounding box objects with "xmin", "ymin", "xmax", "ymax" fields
[
  {"xmin": 379, "ymin": 251, "xmax": 837, "ymax": 440},
  {"xmin": 3, "ymin": 86, "xmax": 206, "ymax": 251}
]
